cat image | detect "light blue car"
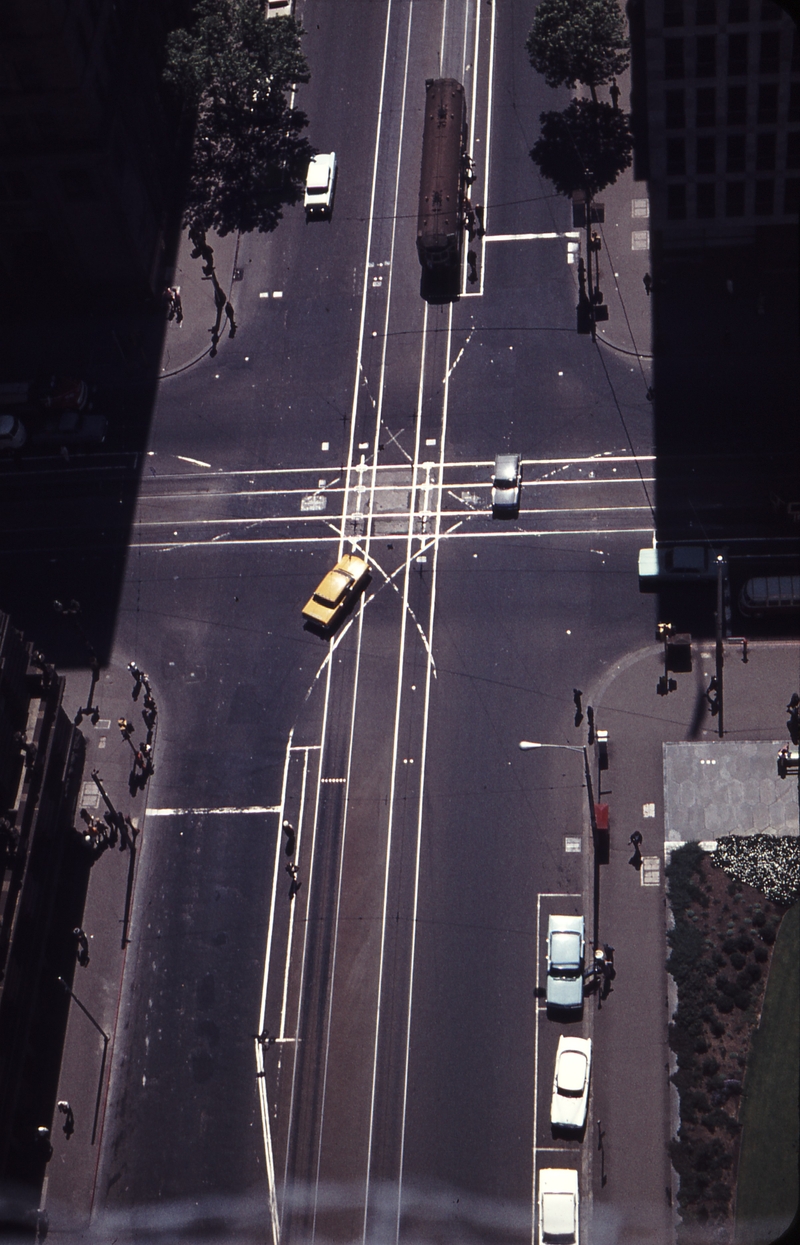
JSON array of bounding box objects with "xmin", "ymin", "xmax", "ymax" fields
[{"xmin": 546, "ymin": 915, "xmax": 585, "ymax": 1010}]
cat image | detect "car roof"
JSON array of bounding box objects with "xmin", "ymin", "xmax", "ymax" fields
[
  {"xmin": 494, "ymin": 453, "xmax": 520, "ymax": 469},
  {"xmin": 556, "ymin": 1049, "xmax": 589, "ymax": 1092}
]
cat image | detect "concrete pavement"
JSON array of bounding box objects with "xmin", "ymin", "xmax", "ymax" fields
[
  {"xmin": 584, "ymin": 637, "xmax": 799, "ymax": 1245},
  {"xmin": 159, "ymin": 226, "xmax": 244, "ymax": 379},
  {"xmin": 39, "ymin": 661, "xmax": 158, "ymax": 1237}
]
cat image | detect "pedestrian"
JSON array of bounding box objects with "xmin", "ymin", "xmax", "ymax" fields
[
  {"xmin": 286, "ymin": 861, "xmax": 301, "ymax": 900},
  {"xmin": 705, "ymin": 676, "xmax": 720, "ymax": 716},
  {"xmin": 788, "ymin": 692, "xmax": 800, "ymax": 712},
  {"xmin": 128, "ymin": 661, "xmax": 142, "ymax": 682},
  {"xmin": 173, "ymin": 289, "xmax": 183, "ymax": 325},
  {"xmin": 587, "ymin": 705, "xmax": 595, "ymax": 745},
  {"xmin": 630, "ymin": 830, "xmax": 643, "ymax": 848},
  {"xmin": 573, "ymin": 688, "xmax": 583, "ymax": 726},
  {"xmin": 73, "ymin": 927, "xmax": 89, "ymax": 967},
  {"xmin": 283, "ymin": 820, "xmax": 296, "ymax": 857},
  {"xmin": 118, "ymin": 717, "xmax": 133, "ymax": 738},
  {"xmin": 57, "ymin": 1100, "xmax": 75, "ymax": 1138},
  {"xmin": 254, "ymin": 1028, "xmax": 276, "ymax": 1049},
  {"xmin": 467, "ymin": 249, "xmax": 478, "ymax": 284},
  {"xmin": 609, "ymin": 77, "xmax": 621, "ymax": 110},
  {"xmin": 643, "ymin": 272, "xmax": 653, "ymax": 296}
]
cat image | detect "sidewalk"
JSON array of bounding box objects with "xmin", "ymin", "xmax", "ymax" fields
[
  {"xmin": 585, "ymin": 637, "xmax": 799, "ymax": 1245},
  {"xmin": 39, "ymin": 662, "xmax": 158, "ymax": 1237},
  {"xmin": 159, "ymin": 226, "xmax": 243, "ymax": 379}
]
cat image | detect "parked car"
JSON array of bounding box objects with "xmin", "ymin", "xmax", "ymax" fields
[
  {"xmin": 638, "ymin": 542, "xmax": 726, "ymax": 592},
  {"xmin": 538, "ymin": 1168, "xmax": 579, "ymax": 1245},
  {"xmin": 546, "ymin": 915, "xmax": 585, "ymax": 1010},
  {"xmin": 304, "ymin": 153, "xmax": 337, "ymax": 219},
  {"xmin": 29, "ymin": 410, "xmax": 107, "ymax": 447},
  {"xmin": 302, "ymin": 553, "xmax": 369, "ymax": 630},
  {"xmin": 0, "ymin": 377, "xmax": 89, "ymax": 414},
  {"xmin": 491, "ymin": 453, "xmax": 522, "ymax": 514},
  {"xmin": 0, "ymin": 414, "xmax": 26, "ymax": 451},
  {"xmin": 550, "ymin": 1035, "xmax": 592, "ymax": 1130}
]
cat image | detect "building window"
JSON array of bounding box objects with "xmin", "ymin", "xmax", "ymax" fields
[
  {"xmin": 696, "ymin": 183, "xmax": 716, "ymax": 217},
  {"xmin": 790, "ymin": 84, "xmax": 800, "ymax": 124},
  {"xmin": 666, "ymin": 90, "xmax": 686, "ymax": 128},
  {"xmin": 697, "ymin": 36, "xmax": 717, "ymax": 77},
  {"xmin": 785, "ymin": 179, "xmax": 800, "ymax": 212},
  {"xmin": 668, "ymin": 185, "xmax": 687, "ymax": 218},
  {"xmin": 756, "ymin": 132, "xmax": 776, "ymax": 169},
  {"xmin": 696, "ymin": 0, "xmax": 717, "ymax": 23},
  {"xmin": 728, "ymin": 0, "xmax": 748, "ymax": 20},
  {"xmin": 754, "ymin": 180, "xmax": 774, "ymax": 214},
  {"xmin": 698, "ymin": 87, "xmax": 717, "ymax": 126},
  {"xmin": 726, "ymin": 134, "xmax": 747, "ymax": 171},
  {"xmin": 665, "ymin": 39, "xmax": 685, "ymax": 78},
  {"xmin": 725, "ymin": 181, "xmax": 746, "ymax": 215},
  {"xmin": 758, "ymin": 83, "xmax": 778, "ymax": 123},
  {"xmin": 667, "ymin": 137, "xmax": 687, "ymax": 174},
  {"xmin": 787, "ymin": 131, "xmax": 800, "ymax": 169},
  {"xmin": 664, "ymin": 0, "xmax": 684, "ymax": 26},
  {"xmin": 58, "ymin": 168, "xmax": 99, "ymax": 201},
  {"xmin": 696, "ymin": 135, "xmax": 717, "ymax": 173},
  {"xmin": 759, "ymin": 32, "xmax": 781, "ymax": 75},
  {"xmin": 727, "ymin": 85, "xmax": 747, "ymax": 124},
  {"xmin": 727, "ymin": 34, "xmax": 748, "ymax": 76}
]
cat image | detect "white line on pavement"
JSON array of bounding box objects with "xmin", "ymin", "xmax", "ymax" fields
[
  {"xmin": 175, "ymin": 455, "xmax": 212, "ymax": 468},
  {"xmin": 146, "ymin": 805, "xmax": 280, "ymax": 816}
]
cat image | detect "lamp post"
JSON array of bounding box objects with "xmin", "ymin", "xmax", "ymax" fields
[
  {"xmin": 519, "ymin": 740, "xmax": 602, "ymax": 951},
  {"xmin": 518, "ymin": 741, "xmax": 598, "ymax": 840}
]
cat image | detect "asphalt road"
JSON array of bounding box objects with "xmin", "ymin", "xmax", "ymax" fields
[{"xmin": 42, "ymin": 1, "xmax": 658, "ymax": 1241}]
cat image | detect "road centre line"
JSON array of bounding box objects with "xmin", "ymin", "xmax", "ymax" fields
[{"xmin": 477, "ymin": 0, "xmax": 497, "ymax": 299}]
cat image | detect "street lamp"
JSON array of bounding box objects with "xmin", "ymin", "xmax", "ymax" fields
[
  {"xmin": 519, "ymin": 740, "xmax": 602, "ymax": 950},
  {"xmin": 518, "ymin": 741, "xmax": 597, "ymax": 837}
]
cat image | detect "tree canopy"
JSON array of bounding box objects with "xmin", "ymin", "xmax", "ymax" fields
[
  {"xmin": 526, "ymin": 0, "xmax": 630, "ymax": 98},
  {"xmin": 164, "ymin": 1, "xmax": 313, "ymax": 235},
  {"xmin": 529, "ymin": 99, "xmax": 633, "ymax": 198}
]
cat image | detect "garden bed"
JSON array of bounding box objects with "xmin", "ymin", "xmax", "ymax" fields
[{"xmin": 665, "ymin": 835, "xmax": 800, "ymax": 1244}]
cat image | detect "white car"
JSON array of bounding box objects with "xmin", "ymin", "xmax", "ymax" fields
[
  {"xmin": 545, "ymin": 915, "xmax": 585, "ymax": 1010},
  {"xmin": 550, "ymin": 1035, "xmax": 592, "ymax": 1130},
  {"xmin": 304, "ymin": 153, "xmax": 337, "ymax": 219},
  {"xmin": 538, "ymin": 1167, "xmax": 579, "ymax": 1245},
  {"xmin": 0, "ymin": 414, "xmax": 26, "ymax": 450}
]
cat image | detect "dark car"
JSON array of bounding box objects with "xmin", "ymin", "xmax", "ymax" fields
[{"xmin": 29, "ymin": 410, "xmax": 107, "ymax": 448}]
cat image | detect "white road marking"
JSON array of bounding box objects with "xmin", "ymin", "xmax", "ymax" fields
[
  {"xmin": 175, "ymin": 455, "xmax": 211, "ymax": 468},
  {"xmin": 146, "ymin": 805, "xmax": 280, "ymax": 816},
  {"xmin": 484, "ymin": 231, "xmax": 581, "ymax": 242}
]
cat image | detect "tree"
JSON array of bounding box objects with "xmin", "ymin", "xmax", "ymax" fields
[
  {"xmin": 530, "ymin": 99, "xmax": 633, "ymax": 199},
  {"xmin": 526, "ymin": 0, "xmax": 630, "ymax": 101},
  {"xmin": 164, "ymin": 0, "xmax": 314, "ymax": 235}
]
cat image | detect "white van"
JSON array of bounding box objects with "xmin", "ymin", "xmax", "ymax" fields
[{"xmin": 304, "ymin": 153, "xmax": 337, "ymax": 219}]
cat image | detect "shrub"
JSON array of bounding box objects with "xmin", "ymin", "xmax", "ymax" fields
[
  {"xmin": 710, "ymin": 1018, "xmax": 725, "ymax": 1037},
  {"xmin": 736, "ymin": 969, "xmax": 754, "ymax": 990},
  {"xmin": 702, "ymin": 1055, "xmax": 720, "ymax": 1077},
  {"xmin": 752, "ymin": 909, "xmax": 766, "ymax": 926},
  {"xmin": 722, "ymin": 936, "xmax": 738, "ymax": 955},
  {"xmin": 761, "ymin": 923, "xmax": 777, "ymax": 944},
  {"xmin": 745, "ymin": 962, "xmax": 761, "ymax": 983},
  {"xmin": 715, "ymin": 974, "xmax": 736, "ymax": 996},
  {"xmin": 754, "ymin": 944, "xmax": 768, "ymax": 963},
  {"xmin": 737, "ymin": 932, "xmax": 755, "ymax": 953},
  {"xmin": 716, "ymin": 994, "xmax": 734, "ymax": 1013},
  {"xmin": 710, "ymin": 1180, "xmax": 731, "ymax": 1204},
  {"xmin": 729, "ymin": 950, "xmax": 746, "ymax": 969},
  {"xmin": 694, "ymin": 1036, "xmax": 709, "ymax": 1054},
  {"xmin": 712, "ymin": 834, "xmax": 800, "ymax": 905},
  {"xmin": 713, "ymin": 951, "xmax": 726, "ymax": 967},
  {"xmin": 735, "ymin": 989, "xmax": 752, "ymax": 1010}
]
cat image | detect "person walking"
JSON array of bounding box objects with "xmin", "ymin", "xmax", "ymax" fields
[
  {"xmin": 73, "ymin": 928, "xmax": 90, "ymax": 967},
  {"xmin": 57, "ymin": 1101, "xmax": 75, "ymax": 1138},
  {"xmin": 609, "ymin": 77, "xmax": 621, "ymax": 109},
  {"xmin": 282, "ymin": 820, "xmax": 296, "ymax": 857},
  {"xmin": 643, "ymin": 272, "xmax": 653, "ymax": 296}
]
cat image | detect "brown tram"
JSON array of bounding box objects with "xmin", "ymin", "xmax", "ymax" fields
[{"xmin": 416, "ymin": 78, "xmax": 468, "ymax": 271}]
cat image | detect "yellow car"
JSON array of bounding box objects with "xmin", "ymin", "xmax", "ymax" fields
[{"xmin": 302, "ymin": 554, "xmax": 370, "ymax": 630}]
